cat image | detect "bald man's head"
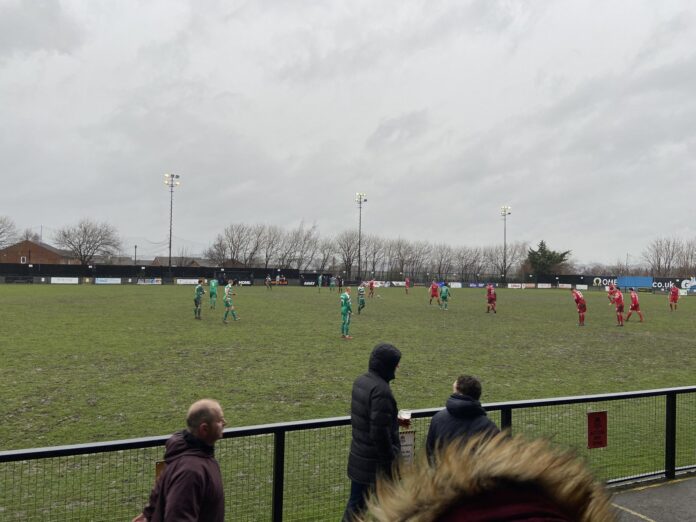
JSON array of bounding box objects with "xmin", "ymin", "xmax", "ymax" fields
[{"xmin": 186, "ymin": 399, "xmax": 226, "ymax": 445}]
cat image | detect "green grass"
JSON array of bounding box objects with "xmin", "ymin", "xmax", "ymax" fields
[
  {"xmin": 1, "ymin": 284, "xmax": 695, "ymax": 520},
  {"xmin": 1, "ymin": 284, "xmax": 694, "ymax": 450}
]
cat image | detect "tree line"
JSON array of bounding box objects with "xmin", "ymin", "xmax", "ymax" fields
[{"xmin": 1, "ymin": 216, "xmax": 694, "ymax": 279}]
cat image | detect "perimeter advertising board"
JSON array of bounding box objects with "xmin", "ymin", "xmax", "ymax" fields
[
  {"xmin": 51, "ymin": 277, "xmax": 79, "ymax": 284},
  {"xmin": 176, "ymin": 279, "xmax": 200, "ymax": 285},
  {"xmin": 95, "ymin": 278, "xmax": 121, "ymax": 285},
  {"xmin": 138, "ymin": 278, "xmax": 162, "ymax": 285}
]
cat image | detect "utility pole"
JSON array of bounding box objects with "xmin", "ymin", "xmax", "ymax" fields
[
  {"xmin": 164, "ymin": 174, "xmax": 181, "ymax": 272},
  {"xmin": 500, "ymin": 205, "xmax": 512, "ymax": 283},
  {"xmin": 355, "ymin": 192, "xmax": 367, "ymax": 281}
]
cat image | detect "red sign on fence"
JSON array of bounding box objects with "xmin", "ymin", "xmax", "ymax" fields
[{"xmin": 587, "ymin": 411, "xmax": 608, "ymax": 449}]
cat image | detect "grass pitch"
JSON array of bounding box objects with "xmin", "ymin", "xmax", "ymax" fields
[{"xmin": 1, "ymin": 284, "xmax": 694, "ymax": 450}]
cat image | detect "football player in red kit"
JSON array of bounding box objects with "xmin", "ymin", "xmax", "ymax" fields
[
  {"xmin": 571, "ymin": 288, "xmax": 586, "ymax": 326},
  {"xmin": 611, "ymin": 287, "xmax": 625, "ymax": 326},
  {"xmin": 429, "ymin": 281, "xmax": 441, "ymax": 306},
  {"xmin": 669, "ymin": 285, "xmax": 680, "ymax": 311},
  {"xmin": 625, "ymin": 287, "xmax": 644, "ymax": 322},
  {"xmin": 607, "ymin": 283, "xmax": 617, "ymax": 303},
  {"xmin": 486, "ymin": 283, "xmax": 497, "ymax": 313}
]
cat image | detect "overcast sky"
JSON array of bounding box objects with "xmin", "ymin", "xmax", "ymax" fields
[{"xmin": 2, "ymin": 0, "xmax": 695, "ymax": 265}]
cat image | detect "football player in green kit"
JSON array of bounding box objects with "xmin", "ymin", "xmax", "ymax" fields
[
  {"xmin": 209, "ymin": 277, "xmax": 218, "ymax": 309},
  {"xmin": 223, "ymin": 280, "xmax": 240, "ymax": 323},
  {"xmin": 439, "ymin": 282, "xmax": 451, "ymax": 310},
  {"xmin": 193, "ymin": 279, "xmax": 205, "ymax": 320},
  {"xmin": 340, "ymin": 287, "xmax": 353, "ymax": 339},
  {"xmin": 357, "ymin": 283, "xmax": 366, "ymax": 314}
]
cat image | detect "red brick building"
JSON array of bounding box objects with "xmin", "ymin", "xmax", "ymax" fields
[{"xmin": 0, "ymin": 240, "xmax": 78, "ymax": 265}]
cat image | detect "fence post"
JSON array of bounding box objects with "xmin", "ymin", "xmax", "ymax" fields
[
  {"xmin": 272, "ymin": 429, "xmax": 286, "ymax": 522},
  {"xmin": 665, "ymin": 393, "xmax": 676, "ymax": 480},
  {"xmin": 500, "ymin": 407, "xmax": 512, "ymax": 432}
]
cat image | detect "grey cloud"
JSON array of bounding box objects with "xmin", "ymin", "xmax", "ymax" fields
[
  {"xmin": 0, "ymin": 0, "xmax": 82, "ymax": 57},
  {"xmin": 271, "ymin": 0, "xmax": 535, "ymax": 83},
  {"xmin": 631, "ymin": 11, "xmax": 695, "ymax": 68},
  {"xmin": 365, "ymin": 110, "xmax": 429, "ymax": 152}
]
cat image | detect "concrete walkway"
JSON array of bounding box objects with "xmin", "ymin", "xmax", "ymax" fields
[{"xmin": 613, "ymin": 476, "xmax": 696, "ymax": 521}]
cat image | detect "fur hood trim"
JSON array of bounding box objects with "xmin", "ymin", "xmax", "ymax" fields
[{"xmin": 357, "ymin": 432, "xmax": 616, "ymax": 522}]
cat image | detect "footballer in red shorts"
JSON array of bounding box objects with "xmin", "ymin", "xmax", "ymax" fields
[
  {"xmin": 669, "ymin": 285, "xmax": 680, "ymax": 311},
  {"xmin": 625, "ymin": 287, "xmax": 644, "ymax": 322},
  {"xmin": 486, "ymin": 283, "xmax": 497, "ymax": 313},
  {"xmin": 429, "ymin": 281, "xmax": 441, "ymax": 306},
  {"xmin": 612, "ymin": 288, "xmax": 625, "ymax": 326},
  {"xmin": 571, "ymin": 288, "xmax": 586, "ymax": 326}
]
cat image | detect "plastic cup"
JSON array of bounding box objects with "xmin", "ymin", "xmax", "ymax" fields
[{"xmin": 398, "ymin": 409, "xmax": 412, "ymax": 428}]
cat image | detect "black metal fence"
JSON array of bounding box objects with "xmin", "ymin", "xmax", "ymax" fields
[{"xmin": 1, "ymin": 387, "xmax": 695, "ymax": 521}]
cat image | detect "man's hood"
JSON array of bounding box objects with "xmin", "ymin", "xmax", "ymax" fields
[
  {"xmin": 163, "ymin": 430, "xmax": 215, "ymax": 463},
  {"xmin": 368, "ymin": 343, "xmax": 401, "ymax": 382},
  {"xmin": 445, "ymin": 394, "xmax": 487, "ymax": 419}
]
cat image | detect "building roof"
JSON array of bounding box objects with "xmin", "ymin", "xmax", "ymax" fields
[{"xmin": 0, "ymin": 239, "xmax": 74, "ymax": 258}]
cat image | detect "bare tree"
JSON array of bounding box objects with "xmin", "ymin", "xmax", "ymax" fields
[
  {"xmin": 21, "ymin": 228, "xmax": 41, "ymax": 242},
  {"xmin": 291, "ymin": 222, "xmax": 319, "ymax": 271},
  {"xmin": 642, "ymin": 237, "xmax": 682, "ymax": 277},
  {"xmin": 276, "ymin": 228, "xmax": 299, "ymax": 268},
  {"xmin": 204, "ymin": 235, "xmax": 228, "ymax": 266},
  {"xmin": 175, "ymin": 247, "xmax": 195, "ymax": 267},
  {"xmin": 53, "ymin": 219, "xmax": 121, "ymax": 265},
  {"xmin": 261, "ymin": 225, "xmax": 283, "ymax": 269},
  {"xmin": 484, "ymin": 241, "xmax": 527, "ymax": 281},
  {"xmin": 363, "ymin": 235, "xmax": 387, "ymax": 278},
  {"xmin": 388, "ymin": 238, "xmax": 412, "ymax": 279},
  {"xmin": 241, "ymin": 224, "xmax": 266, "ymax": 267},
  {"xmin": 0, "ymin": 216, "xmax": 18, "ymax": 248},
  {"xmin": 335, "ymin": 230, "xmax": 359, "ymax": 278},
  {"xmin": 315, "ymin": 237, "xmax": 335, "ymax": 272},
  {"xmin": 454, "ymin": 246, "xmax": 486, "ymax": 281},
  {"xmin": 407, "ymin": 241, "xmax": 432, "ymax": 282},
  {"xmin": 431, "ymin": 243, "xmax": 454, "ymax": 280},
  {"xmin": 677, "ymin": 238, "xmax": 696, "ymax": 275},
  {"xmin": 223, "ymin": 223, "xmax": 252, "ymax": 265}
]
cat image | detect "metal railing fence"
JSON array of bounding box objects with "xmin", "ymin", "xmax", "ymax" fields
[{"xmin": 1, "ymin": 386, "xmax": 695, "ymax": 521}]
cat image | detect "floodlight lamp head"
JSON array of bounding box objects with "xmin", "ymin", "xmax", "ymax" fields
[
  {"xmin": 500, "ymin": 205, "xmax": 512, "ymax": 216},
  {"xmin": 355, "ymin": 192, "xmax": 367, "ymax": 203}
]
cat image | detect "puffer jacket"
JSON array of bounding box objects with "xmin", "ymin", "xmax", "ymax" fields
[
  {"xmin": 425, "ymin": 393, "xmax": 499, "ymax": 458},
  {"xmin": 347, "ymin": 343, "xmax": 402, "ymax": 485}
]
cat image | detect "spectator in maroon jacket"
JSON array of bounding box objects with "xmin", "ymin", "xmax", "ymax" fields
[{"xmin": 132, "ymin": 399, "xmax": 226, "ymax": 522}]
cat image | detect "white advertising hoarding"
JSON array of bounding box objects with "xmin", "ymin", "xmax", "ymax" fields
[
  {"xmin": 176, "ymin": 278, "xmax": 200, "ymax": 285},
  {"xmin": 95, "ymin": 278, "xmax": 121, "ymax": 285},
  {"xmin": 51, "ymin": 277, "xmax": 79, "ymax": 284},
  {"xmin": 137, "ymin": 278, "xmax": 162, "ymax": 285}
]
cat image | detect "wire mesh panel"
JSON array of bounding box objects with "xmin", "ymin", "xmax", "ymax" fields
[
  {"xmin": 0, "ymin": 446, "xmax": 162, "ymax": 521},
  {"xmin": 676, "ymin": 393, "xmax": 696, "ymax": 470},
  {"xmin": 282, "ymin": 425, "xmax": 351, "ymax": 521},
  {"xmin": 218, "ymin": 433, "xmax": 274, "ymax": 521},
  {"xmin": 507, "ymin": 397, "xmax": 665, "ymax": 481},
  {"xmin": 2, "ymin": 389, "xmax": 696, "ymax": 521}
]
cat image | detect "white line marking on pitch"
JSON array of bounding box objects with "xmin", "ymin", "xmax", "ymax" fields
[{"xmin": 612, "ymin": 503, "xmax": 657, "ymax": 522}]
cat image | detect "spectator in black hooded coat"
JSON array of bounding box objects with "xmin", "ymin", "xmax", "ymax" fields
[
  {"xmin": 425, "ymin": 374, "xmax": 500, "ymax": 460},
  {"xmin": 343, "ymin": 343, "xmax": 402, "ymax": 521}
]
